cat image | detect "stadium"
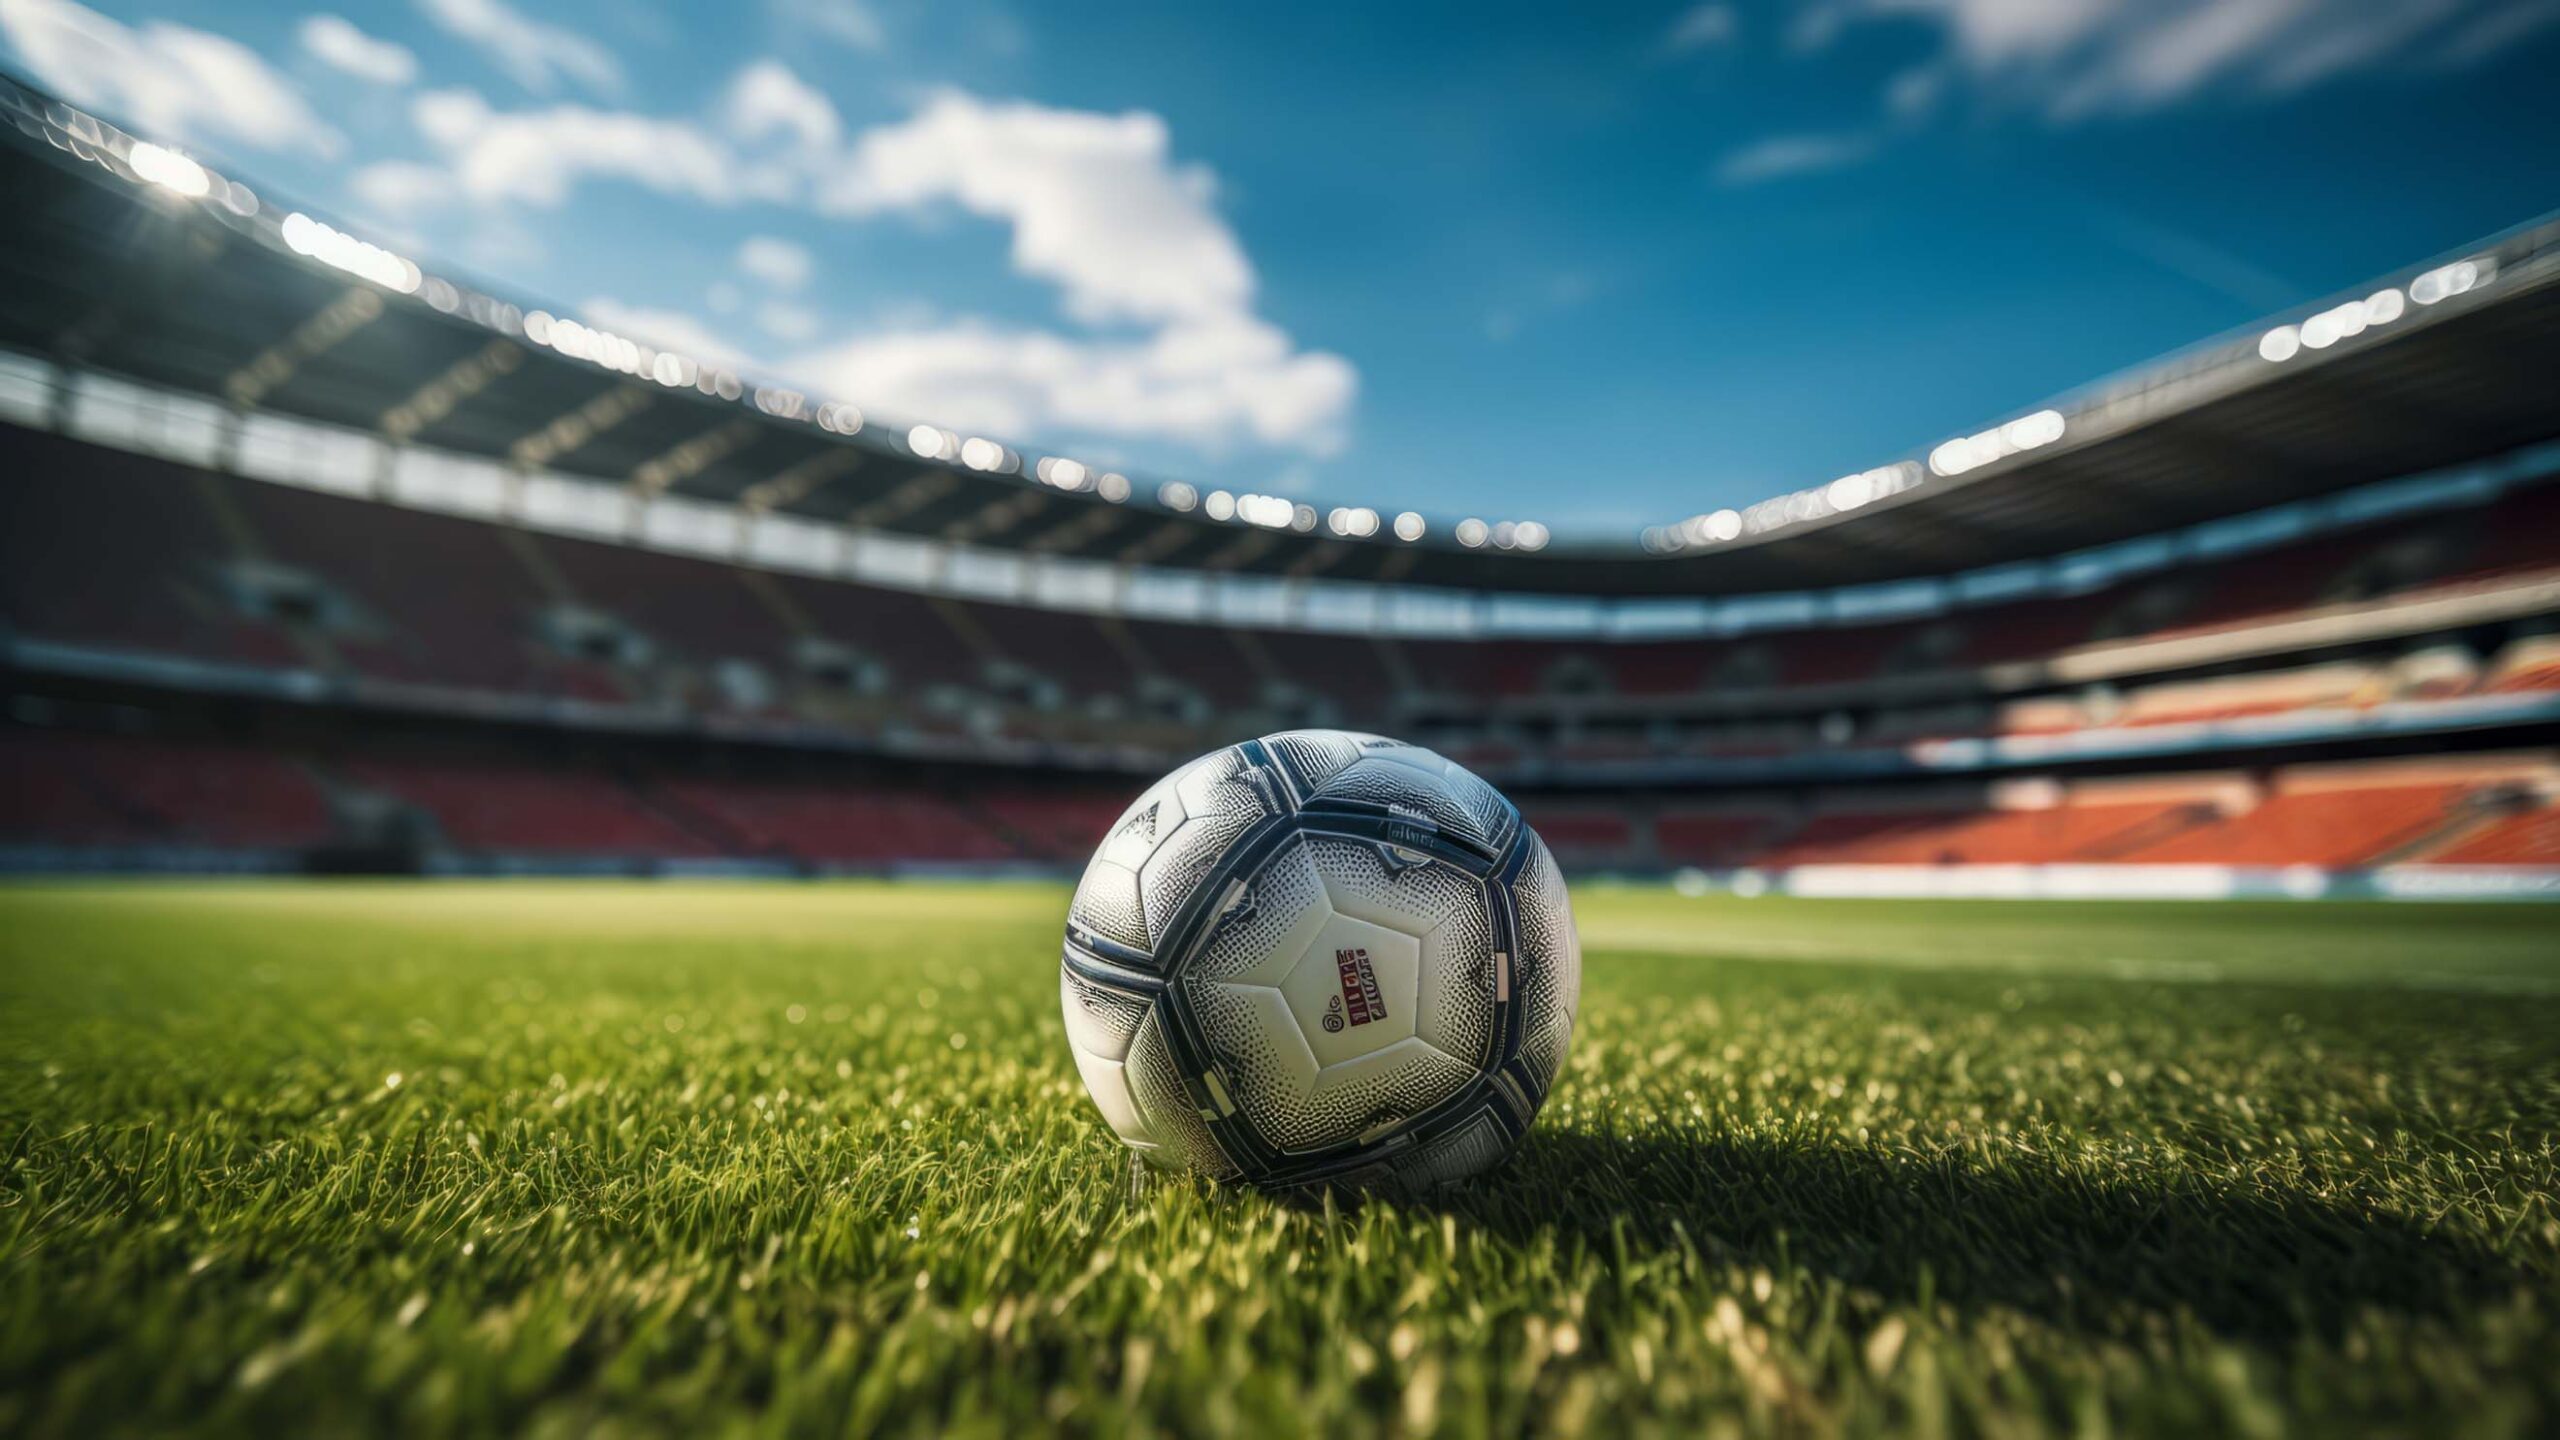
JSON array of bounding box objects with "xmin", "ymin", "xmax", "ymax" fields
[{"xmin": 3, "ymin": 26, "xmax": 2559, "ymax": 1440}]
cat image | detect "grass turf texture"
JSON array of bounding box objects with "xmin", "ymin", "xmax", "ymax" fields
[{"xmin": 2, "ymin": 883, "xmax": 2556, "ymax": 1437}]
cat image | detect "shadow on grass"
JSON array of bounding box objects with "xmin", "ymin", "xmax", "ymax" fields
[{"xmin": 1397, "ymin": 1129, "xmax": 2534, "ymax": 1341}]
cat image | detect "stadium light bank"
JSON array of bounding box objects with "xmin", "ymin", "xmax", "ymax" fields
[
  {"xmin": 1645, "ymin": 234, "xmax": 2514, "ymax": 559},
  {"xmin": 31, "ymin": 83, "xmax": 1555, "ymax": 562}
]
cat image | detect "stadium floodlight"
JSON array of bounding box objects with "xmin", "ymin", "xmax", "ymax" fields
[
  {"xmin": 907, "ymin": 424, "xmax": 955, "ymax": 460},
  {"xmin": 1394, "ymin": 511, "xmax": 1426, "ymax": 542},
  {"xmin": 1234, "ymin": 493, "xmax": 1295, "ymax": 529},
  {"xmin": 1097, "ymin": 472, "xmax": 1131, "ymax": 503},
  {"xmin": 1455, "ymin": 517, "xmax": 1490, "ymax": 548},
  {"xmin": 1704, "ymin": 508, "xmax": 1742, "ymax": 542},
  {"xmin": 1516, "ymin": 520, "xmax": 1550, "ymax": 551},
  {"xmin": 1158, "ymin": 480, "xmax": 1198, "ymax": 511},
  {"xmin": 1928, "ymin": 408, "xmax": 2065, "ymax": 478},
  {"xmin": 2299, "ymin": 300, "xmax": 2368, "ymax": 350},
  {"xmin": 816, "ymin": 401, "xmax": 863, "ymax": 435},
  {"xmin": 1060, "ymin": 730, "xmax": 1579, "ymax": 1191},
  {"xmin": 279, "ymin": 212, "xmax": 421, "ymax": 294},
  {"xmin": 1204, "ymin": 490, "xmax": 1237, "ymax": 521},
  {"xmin": 1291, "ymin": 504, "xmax": 1319, "ymax": 533},
  {"xmin": 125, "ymin": 141, "xmax": 210, "ymax": 198},
  {"xmin": 2410, "ymin": 255, "xmax": 2492, "ymax": 306},
  {"xmin": 959, "ymin": 436, "xmax": 1004, "ymax": 471},
  {"xmin": 1037, "ymin": 457, "xmax": 1090, "ymax": 491},
  {"xmin": 2259, "ymin": 325, "xmax": 2302, "ymax": 363},
  {"xmin": 1824, "ymin": 463, "xmax": 1915, "ymax": 515}
]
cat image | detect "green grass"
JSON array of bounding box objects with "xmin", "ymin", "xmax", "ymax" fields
[{"xmin": 2, "ymin": 882, "xmax": 2556, "ymax": 1437}]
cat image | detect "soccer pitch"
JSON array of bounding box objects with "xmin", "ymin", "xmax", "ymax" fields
[{"xmin": 3, "ymin": 884, "xmax": 2555, "ymax": 1436}]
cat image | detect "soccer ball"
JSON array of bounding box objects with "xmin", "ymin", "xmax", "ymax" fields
[{"xmin": 1059, "ymin": 730, "xmax": 1579, "ymax": 1191}]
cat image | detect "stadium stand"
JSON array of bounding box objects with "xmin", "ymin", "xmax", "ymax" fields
[
  {"xmin": 336, "ymin": 756, "xmax": 716, "ymax": 858},
  {"xmin": 1654, "ymin": 809, "xmax": 1789, "ymax": 869},
  {"xmin": 2, "ymin": 87, "xmax": 2554, "ymax": 891},
  {"xmin": 653, "ymin": 775, "xmax": 1022, "ymax": 865},
  {"xmin": 2418, "ymin": 804, "xmax": 2560, "ymax": 865},
  {"xmin": 7, "ymin": 707, "xmax": 2552, "ymax": 881},
  {"xmin": 0, "ymin": 430, "xmax": 303, "ymax": 669},
  {"xmin": 12, "ymin": 420, "xmax": 2555, "ymax": 737},
  {"xmin": 2105, "ymin": 763, "xmax": 2513, "ymax": 868},
  {"xmin": 223, "ymin": 467, "xmax": 622, "ymax": 698}
]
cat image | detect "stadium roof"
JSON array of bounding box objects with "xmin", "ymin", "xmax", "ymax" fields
[{"xmin": 4, "ymin": 74, "xmax": 2557, "ymax": 598}]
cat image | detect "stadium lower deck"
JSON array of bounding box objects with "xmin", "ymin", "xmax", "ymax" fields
[{"xmin": 5, "ymin": 419, "xmax": 2557, "ymax": 889}]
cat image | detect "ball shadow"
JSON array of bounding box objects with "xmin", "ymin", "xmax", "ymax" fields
[{"xmin": 1401, "ymin": 1128, "xmax": 2532, "ymax": 1341}]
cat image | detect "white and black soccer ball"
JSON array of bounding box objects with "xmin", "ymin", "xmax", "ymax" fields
[{"xmin": 1059, "ymin": 730, "xmax": 1579, "ymax": 1192}]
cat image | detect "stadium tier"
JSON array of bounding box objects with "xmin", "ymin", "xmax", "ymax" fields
[
  {"xmin": 10, "ymin": 416, "xmax": 2557, "ymax": 756},
  {"xmin": 7, "ymin": 403, "xmax": 2559, "ymax": 887},
  {"xmin": 3, "ymin": 78, "xmax": 2558, "ymax": 890},
  {"xmin": 8, "ymin": 720, "xmax": 2554, "ymax": 883}
]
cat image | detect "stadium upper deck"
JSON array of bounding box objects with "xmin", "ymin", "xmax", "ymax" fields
[{"xmin": 6, "ymin": 72, "xmax": 2558, "ymax": 599}]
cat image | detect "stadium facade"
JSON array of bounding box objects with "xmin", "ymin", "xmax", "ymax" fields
[{"xmin": 3, "ymin": 77, "xmax": 2556, "ymax": 896}]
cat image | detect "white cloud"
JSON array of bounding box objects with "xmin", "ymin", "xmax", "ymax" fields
[
  {"xmin": 411, "ymin": 87, "xmax": 745, "ymax": 206},
  {"xmin": 726, "ymin": 59, "xmax": 841, "ymax": 151},
  {"xmin": 821, "ymin": 90, "xmax": 1255, "ymax": 327},
  {"xmin": 349, "ymin": 158, "xmax": 454, "ymax": 213},
  {"xmin": 417, "ymin": 0, "xmax": 620, "ymax": 95},
  {"xmin": 772, "ymin": 0, "xmax": 885, "ymax": 52},
  {"xmin": 737, "ymin": 235, "xmax": 814, "ymax": 290},
  {"xmin": 801, "ymin": 88, "xmax": 1352, "ymax": 452},
  {"xmin": 1, "ymin": 0, "xmax": 342, "ymax": 154},
  {"xmin": 1664, "ymin": 4, "xmax": 1739, "ymax": 52},
  {"xmin": 299, "ymin": 13, "xmax": 416, "ymax": 86},
  {"xmin": 376, "ymin": 66, "xmax": 1354, "ymax": 457},
  {"xmin": 756, "ymin": 300, "xmax": 822, "ymax": 343},
  {"xmin": 785, "ymin": 313, "xmax": 1355, "ymax": 456},
  {"xmin": 577, "ymin": 297, "xmax": 757, "ymax": 371},
  {"xmin": 1816, "ymin": 0, "xmax": 2551, "ymax": 119},
  {"xmin": 1714, "ymin": 131, "xmax": 1876, "ymax": 184}
]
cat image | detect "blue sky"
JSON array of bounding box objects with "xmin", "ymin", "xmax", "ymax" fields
[{"xmin": 6, "ymin": 0, "xmax": 2558, "ymax": 538}]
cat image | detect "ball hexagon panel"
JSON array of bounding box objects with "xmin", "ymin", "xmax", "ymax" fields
[
  {"xmin": 1187, "ymin": 841, "xmax": 1329, "ymax": 988},
  {"xmin": 1136, "ymin": 749, "xmax": 1274, "ymax": 951},
  {"xmin": 1508, "ymin": 833, "xmax": 1581, "ymax": 1094},
  {"xmin": 1259, "ymin": 729, "xmax": 1362, "ymax": 785},
  {"xmin": 1070, "ymin": 747, "xmax": 1278, "ymax": 958},
  {"xmin": 1060, "ymin": 968, "xmax": 1154, "ymax": 1149},
  {"xmin": 1060, "ymin": 966, "xmax": 1148, "ymax": 1063},
  {"xmin": 1069, "ymin": 855, "xmax": 1149, "ymax": 954},
  {"xmin": 1125, "ymin": 1009, "xmax": 1239, "ymax": 1179},
  {"xmin": 1269, "ymin": 730, "xmax": 1516, "ymax": 857},
  {"xmin": 1193, "ymin": 972, "xmax": 1482, "ymax": 1155}
]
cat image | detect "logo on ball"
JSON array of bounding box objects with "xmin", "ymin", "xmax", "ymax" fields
[{"xmin": 1334, "ymin": 946, "xmax": 1385, "ymax": 1026}]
